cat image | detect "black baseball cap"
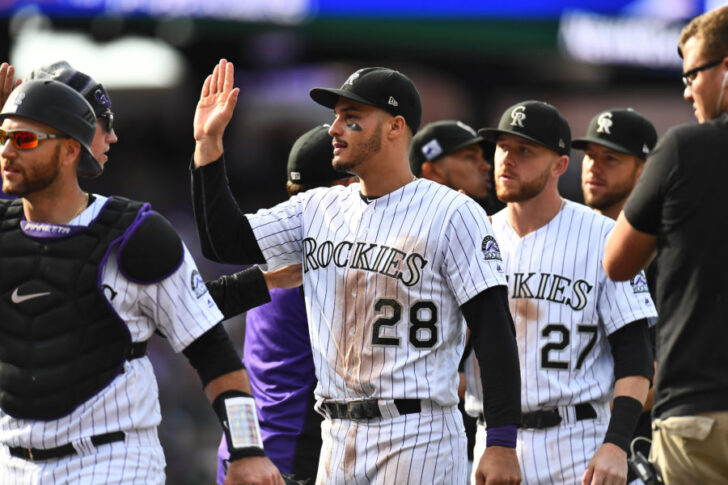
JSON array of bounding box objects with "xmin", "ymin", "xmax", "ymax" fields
[
  {"xmin": 310, "ymin": 67, "xmax": 422, "ymax": 133},
  {"xmin": 287, "ymin": 124, "xmax": 352, "ymax": 187},
  {"xmin": 26, "ymin": 60, "xmax": 112, "ymax": 118},
  {"xmin": 478, "ymin": 100, "xmax": 571, "ymax": 156},
  {"xmin": 409, "ymin": 120, "xmax": 486, "ymax": 176},
  {"xmin": 572, "ymin": 108, "xmax": 657, "ymax": 160}
]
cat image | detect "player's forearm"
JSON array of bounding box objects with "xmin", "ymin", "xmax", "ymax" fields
[
  {"xmin": 613, "ymin": 375, "xmax": 649, "ymax": 406},
  {"xmin": 206, "ymin": 267, "xmax": 271, "ymax": 319},
  {"xmin": 191, "ymin": 156, "xmax": 266, "ymax": 264},
  {"xmin": 205, "ymin": 369, "xmax": 252, "ymax": 401},
  {"xmin": 461, "ymin": 286, "xmax": 521, "ymax": 428},
  {"xmin": 194, "ymin": 137, "xmax": 224, "ymax": 168}
]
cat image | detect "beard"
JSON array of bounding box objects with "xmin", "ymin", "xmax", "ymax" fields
[
  {"xmin": 496, "ymin": 163, "xmax": 551, "ymax": 203},
  {"xmin": 2, "ymin": 144, "xmax": 62, "ymax": 197},
  {"xmin": 332, "ymin": 121, "xmax": 383, "ymax": 173},
  {"xmin": 582, "ymin": 180, "xmax": 634, "ymax": 213}
]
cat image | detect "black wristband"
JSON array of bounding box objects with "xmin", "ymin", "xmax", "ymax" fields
[
  {"xmin": 604, "ymin": 396, "xmax": 643, "ymax": 453},
  {"xmin": 212, "ymin": 390, "xmax": 266, "ymax": 462}
]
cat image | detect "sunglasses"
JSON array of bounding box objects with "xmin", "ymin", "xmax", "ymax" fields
[
  {"xmin": 98, "ymin": 111, "xmax": 114, "ymax": 133},
  {"xmin": 682, "ymin": 58, "xmax": 723, "ymax": 87},
  {"xmin": 0, "ymin": 128, "xmax": 69, "ymax": 150}
]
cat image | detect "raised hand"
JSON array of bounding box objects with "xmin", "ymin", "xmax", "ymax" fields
[
  {"xmin": 0, "ymin": 62, "xmax": 22, "ymax": 109},
  {"xmin": 193, "ymin": 59, "xmax": 240, "ymax": 167}
]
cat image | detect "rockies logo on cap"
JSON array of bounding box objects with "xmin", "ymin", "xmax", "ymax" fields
[{"xmin": 572, "ymin": 108, "xmax": 657, "ymax": 160}]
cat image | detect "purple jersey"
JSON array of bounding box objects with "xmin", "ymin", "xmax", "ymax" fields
[{"xmin": 217, "ymin": 287, "xmax": 321, "ymax": 483}]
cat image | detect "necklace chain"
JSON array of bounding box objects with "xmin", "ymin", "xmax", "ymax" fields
[{"xmin": 72, "ymin": 193, "xmax": 89, "ymax": 220}]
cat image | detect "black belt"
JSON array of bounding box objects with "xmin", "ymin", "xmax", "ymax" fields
[
  {"xmin": 322, "ymin": 399, "xmax": 421, "ymax": 420},
  {"xmin": 9, "ymin": 431, "xmax": 126, "ymax": 461},
  {"xmin": 478, "ymin": 403, "xmax": 597, "ymax": 429},
  {"xmin": 128, "ymin": 340, "xmax": 148, "ymax": 360}
]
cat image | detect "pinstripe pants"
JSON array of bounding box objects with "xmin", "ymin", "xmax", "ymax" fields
[
  {"xmin": 316, "ymin": 403, "xmax": 467, "ymax": 485},
  {"xmin": 0, "ymin": 428, "xmax": 165, "ymax": 485}
]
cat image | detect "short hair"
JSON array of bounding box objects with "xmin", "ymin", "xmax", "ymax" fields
[
  {"xmin": 679, "ymin": 6, "xmax": 728, "ymax": 60},
  {"xmin": 286, "ymin": 181, "xmax": 308, "ymax": 197}
]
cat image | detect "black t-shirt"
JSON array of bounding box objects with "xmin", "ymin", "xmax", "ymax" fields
[{"xmin": 624, "ymin": 114, "xmax": 728, "ymax": 419}]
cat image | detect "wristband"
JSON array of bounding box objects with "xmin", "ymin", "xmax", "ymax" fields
[
  {"xmin": 213, "ymin": 390, "xmax": 265, "ymax": 461},
  {"xmin": 604, "ymin": 396, "xmax": 643, "ymax": 453},
  {"xmin": 486, "ymin": 424, "xmax": 517, "ymax": 448}
]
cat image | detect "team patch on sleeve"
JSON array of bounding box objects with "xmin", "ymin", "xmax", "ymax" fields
[
  {"xmin": 630, "ymin": 271, "xmax": 649, "ymax": 294},
  {"xmin": 190, "ymin": 269, "xmax": 208, "ymax": 298},
  {"xmin": 481, "ymin": 235, "xmax": 502, "ymax": 261}
]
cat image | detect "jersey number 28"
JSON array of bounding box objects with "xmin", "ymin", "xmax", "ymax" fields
[{"xmin": 371, "ymin": 298, "xmax": 438, "ymax": 349}]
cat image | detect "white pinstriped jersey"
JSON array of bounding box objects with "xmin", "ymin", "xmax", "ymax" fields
[
  {"xmin": 248, "ymin": 178, "xmax": 506, "ymax": 406},
  {"xmin": 465, "ymin": 200, "xmax": 656, "ymax": 415},
  {"xmin": 0, "ymin": 194, "xmax": 224, "ymax": 450}
]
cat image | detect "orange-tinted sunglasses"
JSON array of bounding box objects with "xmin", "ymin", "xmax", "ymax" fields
[{"xmin": 0, "ymin": 128, "xmax": 69, "ymax": 149}]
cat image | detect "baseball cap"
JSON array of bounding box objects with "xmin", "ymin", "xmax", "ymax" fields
[
  {"xmin": 310, "ymin": 67, "xmax": 422, "ymax": 133},
  {"xmin": 409, "ymin": 120, "xmax": 486, "ymax": 176},
  {"xmin": 572, "ymin": 108, "xmax": 657, "ymax": 160},
  {"xmin": 478, "ymin": 100, "xmax": 571, "ymax": 156},
  {"xmin": 25, "ymin": 60, "xmax": 112, "ymax": 118},
  {"xmin": 287, "ymin": 124, "xmax": 352, "ymax": 187}
]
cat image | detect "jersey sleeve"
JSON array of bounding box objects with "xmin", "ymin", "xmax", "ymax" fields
[
  {"xmin": 246, "ymin": 191, "xmax": 309, "ymax": 271},
  {"xmin": 442, "ymin": 198, "xmax": 507, "ymax": 305},
  {"xmin": 597, "ymin": 228, "xmax": 658, "ymax": 334},
  {"xmin": 623, "ymin": 128, "xmax": 679, "ymax": 235},
  {"xmin": 136, "ymin": 244, "xmax": 224, "ymax": 352}
]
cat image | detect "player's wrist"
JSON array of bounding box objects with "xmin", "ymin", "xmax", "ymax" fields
[
  {"xmin": 193, "ymin": 139, "xmax": 224, "ymax": 167},
  {"xmin": 213, "ymin": 390, "xmax": 266, "ymax": 463},
  {"xmin": 603, "ymin": 395, "xmax": 643, "ymax": 452},
  {"xmin": 485, "ymin": 424, "xmax": 517, "ymax": 448}
]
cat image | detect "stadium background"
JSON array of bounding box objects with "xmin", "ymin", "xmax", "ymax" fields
[{"xmin": 1, "ymin": 1, "xmax": 722, "ymax": 482}]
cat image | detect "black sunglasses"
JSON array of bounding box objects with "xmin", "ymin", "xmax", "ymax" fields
[
  {"xmin": 681, "ymin": 58, "xmax": 724, "ymax": 87},
  {"xmin": 98, "ymin": 111, "xmax": 114, "ymax": 133}
]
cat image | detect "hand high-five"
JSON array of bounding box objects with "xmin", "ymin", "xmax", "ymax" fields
[
  {"xmin": 193, "ymin": 59, "xmax": 240, "ymax": 167},
  {"xmin": 0, "ymin": 62, "xmax": 22, "ymax": 109}
]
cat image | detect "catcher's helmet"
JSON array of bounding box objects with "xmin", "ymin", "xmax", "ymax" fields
[{"xmin": 0, "ymin": 79, "xmax": 101, "ymax": 177}]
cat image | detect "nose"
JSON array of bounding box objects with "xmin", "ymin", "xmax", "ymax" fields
[
  {"xmin": 480, "ymin": 156, "xmax": 492, "ymax": 172},
  {"xmin": 107, "ymin": 128, "xmax": 119, "ymax": 144},
  {"xmin": 329, "ymin": 116, "xmax": 343, "ymax": 138},
  {"xmin": 0, "ymin": 136, "xmax": 16, "ymax": 158},
  {"xmin": 684, "ymin": 84, "xmax": 693, "ymax": 101}
]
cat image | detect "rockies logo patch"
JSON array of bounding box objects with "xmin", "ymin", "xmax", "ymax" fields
[
  {"xmin": 630, "ymin": 271, "xmax": 649, "ymax": 294},
  {"xmin": 481, "ymin": 235, "xmax": 502, "ymax": 261},
  {"xmin": 190, "ymin": 269, "xmax": 208, "ymax": 299}
]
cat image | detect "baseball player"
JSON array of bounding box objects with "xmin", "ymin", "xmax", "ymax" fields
[
  {"xmin": 191, "ymin": 59, "xmax": 522, "ymax": 484},
  {"xmin": 0, "ymin": 61, "xmax": 117, "ymax": 172},
  {"xmin": 409, "ymin": 120, "xmax": 492, "ymax": 200},
  {"xmin": 0, "ymin": 80, "xmax": 285, "ymax": 484},
  {"xmin": 604, "ymin": 6, "xmax": 728, "ymax": 482},
  {"xmin": 465, "ymin": 100, "xmax": 657, "ymax": 485},
  {"xmin": 216, "ymin": 124, "xmax": 356, "ymax": 484},
  {"xmin": 573, "ymin": 108, "xmax": 658, "ymax": 484}
]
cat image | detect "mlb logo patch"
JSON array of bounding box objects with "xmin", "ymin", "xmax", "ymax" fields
[
  {"xmin": 481, "ymin": 235, "xmax": 502, "ymax": 261},
  {"xmin": 630, "ymin": 271, "xmax": 649, "ymax": 294},
  {"xmin": 190, "ymin": 269, "xmax": 208, "ymax": 298}
]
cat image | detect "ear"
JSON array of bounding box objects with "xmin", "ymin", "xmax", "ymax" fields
[
  {"xmin": 635, "ymin": 159, "xmax": 646, "ymax": 179},
  {"xmin": 421, "ymin": 161, "xmax": 446, "ymax": 184},
  {"xmin": 61, "ymin": 138, "xmax": 82, "ymax": 169},
  {"xmin": 552, "ymin": 154, "xmax": 569, "ymax": 177},
  {"xmin": 386, "ymin": 115, "xmax": 407, "ymax": 140}
]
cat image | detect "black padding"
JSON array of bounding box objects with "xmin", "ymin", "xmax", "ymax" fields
[
  {"xmin": 608, "ymin": 319, "xmax": 654, "ymax": 381},
  {"xmin": 120, "ymin": 212, "xmax": 184, "ymax": 283},
  {"xmin": 183, "ymin": 324, "xmax": 244, "ymax": 387}
]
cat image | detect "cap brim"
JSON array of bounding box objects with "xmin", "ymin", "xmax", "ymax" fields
[
  {"xmin": 310, "ymin": 87, "xmax": 380, "ymax": 110},
  {"xmin": 572, "ymin": 137, "xmax": 640, "ymax": 158},
  {"xmin": 478, "ymin": 127, "xmax": 555, "ymax": 152}
]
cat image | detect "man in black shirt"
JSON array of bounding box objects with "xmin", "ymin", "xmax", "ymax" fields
[{"xmin": 604, "ymin": 6, "xmax": 728, "ymax": 483}]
